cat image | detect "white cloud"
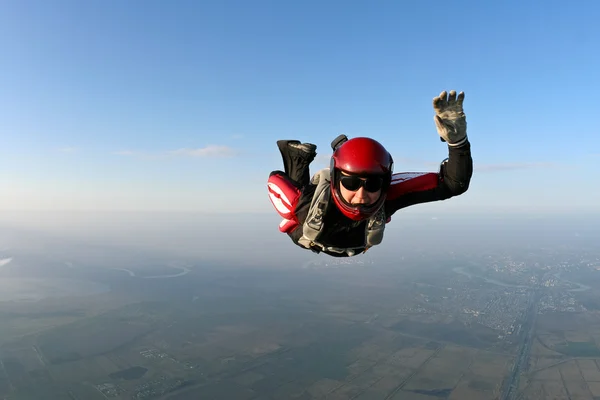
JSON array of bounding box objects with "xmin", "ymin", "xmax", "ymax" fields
[
  {"xmin": 391, "ymin": 157, "xmax": 560, "ymax": 173},
  {"xmin": 57, "ymin": 147, "xmax": 77, "ymax": 153},
  {"xmin": 167, "ymin": 146, "xmax": 235, "ymax": 157},
  {"xmin": 112, "ymin": 145, "xmax": 236, "ymax": 159},
  {"xmin": 112, "ymin": 150, "xmax": 136, "ymax": 156},
  {"xmin": 474, "ymin": 162, "xmax": 558, "ymax": 172}
]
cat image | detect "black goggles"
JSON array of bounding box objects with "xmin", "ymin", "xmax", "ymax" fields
[{"xmin": 339, "ymin": 175, "xmax": 384, "ymax": 192}]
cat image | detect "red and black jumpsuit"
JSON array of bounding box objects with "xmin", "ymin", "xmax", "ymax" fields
[{"xmin": 268, "ymin": 141, "xmax": 473, "ymax": 257}]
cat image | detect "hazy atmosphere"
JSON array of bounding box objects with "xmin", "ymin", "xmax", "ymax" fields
[{"xmin": 2, "ymin": 1, "xmax": 600, "ymax": 400}]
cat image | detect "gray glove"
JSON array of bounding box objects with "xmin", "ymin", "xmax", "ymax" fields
[{"xmin": 433, "ymin": 90, "xmax": 468, "ymax": 147}]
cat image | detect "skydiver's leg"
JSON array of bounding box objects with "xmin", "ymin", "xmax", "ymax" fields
[
  {"xmin": 287, "ymin": 182, "xmax": 315, "ymax": 238},
  {"xmin": 276, "ymin": 140, "xmax": 317, "ymax": 188},
  {"xmin": 267, "ymin": 171, "xmax": 317, "ymax": 250},
  {"xmin": 267, "ymin": 140, "xmax": 317, "ymax": 245},
  {"xmin": 267, "ymin": 171, "xmax": 302, "ymax": 232}
]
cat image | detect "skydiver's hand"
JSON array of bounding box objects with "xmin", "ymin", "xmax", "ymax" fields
[{"xmin": 433, "ymin": 90, "xmax": 468, "ymax": 147}]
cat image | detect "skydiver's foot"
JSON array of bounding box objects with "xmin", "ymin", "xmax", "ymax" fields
[
  {"xmin": 277, "ymin": 140, "xmax": 300, "ymax": 150},
  {"xmin": 276, "ymin": 140, "xmax": 317, "ymax": 187},
  {"xmin": 277, "ymin": 140, "xmax": 317, "ymax": 160},
  {"xmin": 288, "ymin": 142, "xmax": 317, "ymax": 155},
  {"xmin": 277, "ymin": 140, "xmax": 317, "ymax": 157}
]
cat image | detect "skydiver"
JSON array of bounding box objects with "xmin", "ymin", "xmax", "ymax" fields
[{"xmin": 267, "ymin": 90, "xmax": 473, "ymax": 257}]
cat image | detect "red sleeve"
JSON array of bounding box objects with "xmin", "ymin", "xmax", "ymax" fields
[
  {"xmin": 383, "ymin": 171, "xmax": 449, "ymax": 217},
  {"xmin": 384, "ymin": 142, "xmax": 473, "ymax": 217},
  {"xmin": 386, "ymin": 172, "xmax": 440, "ymax": 200}
]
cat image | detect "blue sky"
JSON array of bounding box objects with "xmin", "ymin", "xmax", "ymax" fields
[{"xmin": 1, "ymin": 0, "xmax": 599, "ymax": 214}]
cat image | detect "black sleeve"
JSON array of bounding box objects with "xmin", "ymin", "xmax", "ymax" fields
[{"xmin": 384, "ymin": 140, "xmax": 473, "ymax": 216}]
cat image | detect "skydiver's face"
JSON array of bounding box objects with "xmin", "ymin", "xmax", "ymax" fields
[{"xmin": 338, "ymin": 171, "xmax": 382, "ymax": 206}]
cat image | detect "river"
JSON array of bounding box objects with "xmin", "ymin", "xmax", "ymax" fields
[
  {"xmin": 111, "ymin": 265, "xmax": 191, "ymax": 279},
  {"xmin": 452, "ymin": 267, "xmax": 529, "ymax": 289},
  {"xmin": 453, "ymin": 267, "xmax": 590, "ymax": 292}
]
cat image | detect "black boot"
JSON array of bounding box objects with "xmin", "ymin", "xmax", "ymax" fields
[{"xmin": 276, "ymin": 140, "xmax": 317, "ymax": 187}]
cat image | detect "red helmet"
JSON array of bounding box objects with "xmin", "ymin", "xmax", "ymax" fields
[{"xmin": 329, "ymin": 137, "xmax": 393, "ymax": 221}]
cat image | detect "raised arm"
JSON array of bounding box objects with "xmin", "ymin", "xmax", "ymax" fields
[{"xmin": 384, "ymin": 90, "xmax": 473, "ymax": 216}]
